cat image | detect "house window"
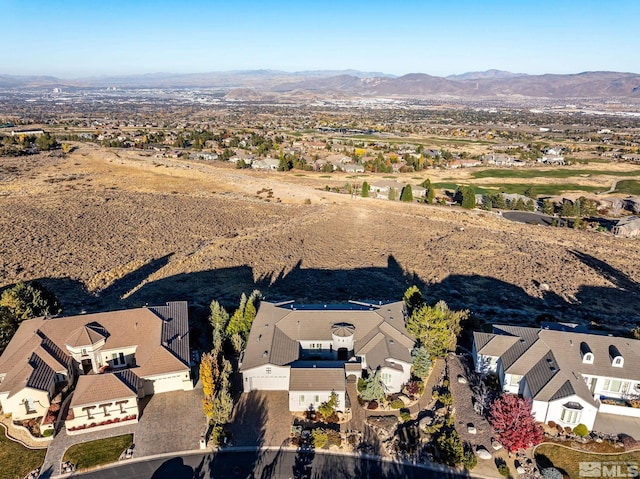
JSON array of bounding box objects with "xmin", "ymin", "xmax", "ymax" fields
[
  {"xmin": 55, "ymin": 373, "xmax": 66, "ymax": 383},
  {"xmin": 111, "ymin": 352, "xmax": 126, "ymax": 367},
  {"xmin": 265, "ymin": 367, "xmax": 272, "ymax": 375},
  {"xmin": 381, "ymin": 372, "xmax": 392, "ymax": 386},
  {"xmin": 24, "ymin": 398, "xmax": 37, "ymax": 414},
  {"xmin": 299, "ymin": 395, "xmax": 305, "ymax": 405},
  {"xmin": 509, "ymin": 375, "xmax": 521, "ymax": 387},
  {"xmin": 603, "ymin": 380, "xmax": 629, "ymax": 394},
  {"xmin": 81, "ymin": 348, "xmax": 88, "ymax": 356},
  {"xmin": 314, "ymin": 395, "xmax": 319, "ymax": 403},
  {"xmin": 560, "ymin": 403, "xmax": 582, "ymax": 425}
]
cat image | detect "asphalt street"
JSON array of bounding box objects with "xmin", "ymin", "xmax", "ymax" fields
[{"xmin": 69, "ymin": 449, "xmax": 471, "ymax": 479}]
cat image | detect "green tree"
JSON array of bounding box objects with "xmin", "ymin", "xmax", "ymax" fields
[
  {"xmin": 400, "ymin": 185, "xmax": 413, "ymax": 202},
  {"xmin": 482, "ymin": 196, "xmax": 492, "ymax": 211},
  {"xmin": 490, "ymin": 193, "xmax": 507, "ymax": 210},
  {"xmin": 514, "ymin": 198, "xmax": 526, "ymax": 211},
  {"xmin": 388, "ymin": 187, "xmax": 398, "ymax": 201},
  {"xmin": 318, "ymin": 391, "xmax": 339, "ymax": 419},
  {"xmin": 0, "ymin": 281, "xmax": 61, "ymax": 320},
  {"xmin": 560, "ymin": 201, "xmax": 576, "ymax": 217},
  {"xmin": 406, "ymin": 301, "xmax": 468, "ymax": 358},
  {"xmin": 524, "ymin": 186, "xmax": 535, "ymax": 199},
  {"xmin": 359, "ymin": 370, "xmax": 386, "ymax": 402},
  {"xmin": 436, "ymin": 428, "xmax": 464, "ymax": 466},
  {"xmin": 361, "ymin": 181, "xmax": 370, "ymax": 198},
  {"xmin": 411, "ymin": 346, "xmax": 432, "ymax": 380},
  {"xmin": 35, "ymin": 132, "xmax": 57, "ymax": 151},
  {"xmin": 542, "ymin": 199, "xmax": 555, "ymax": 215},
  {"xmin": 525, "ymin": 199, "xmax": 535, "ymax": 211},
  {"xmin": 209, "ymin": 388, "xmax": 234, "ymax": 426},
  {"xmin": 420, "ymin": 179, "xmax": 435, "ymax": 204},
  {"xmin": 459, "ymin": 186, "xmax": 476, "ymax": 209},
  {"xmin": 403, "ymin": 285, "xmax": 423, "ymax": 315}
]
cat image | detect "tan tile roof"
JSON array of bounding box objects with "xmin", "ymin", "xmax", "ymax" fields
[
  {"xmin": 71, "ymin": 373, "xmax": 137, "ymax": 408},
  {"xmin": 0, "ymin": 303, "xmax": 190, "ymax": 407},
  {"xmin": 241, "ymin": 300, "xmax": 413, "ymax": 372},
  {"xmin": 289, "ymin": 368, "xmax": 345, "ymax": 392}
]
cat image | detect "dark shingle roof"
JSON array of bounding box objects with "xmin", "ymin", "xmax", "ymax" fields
[
  {"xmin": 151, "ymin": 301, "xmax": 190, "ymax": 366},
  {"xmin": 524, "ymin": 351, "xmax": 558, "ymax": 398},
  {"xmin": 25, "ymin": 353, "xmax": 55, "ymax": 392}
]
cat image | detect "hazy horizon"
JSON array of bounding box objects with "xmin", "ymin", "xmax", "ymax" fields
[{"xmin": 1, "ymin": 0, "xmax": 639, "ymax": 78}]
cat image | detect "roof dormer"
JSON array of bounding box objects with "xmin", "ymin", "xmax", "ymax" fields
[
  {"xmin": 580, "ymin": 342, "xmax": 593, "ymax": 364},
  {"xmin": 609, "ymin": 345, "xmax": 624, "ymax": 368}
]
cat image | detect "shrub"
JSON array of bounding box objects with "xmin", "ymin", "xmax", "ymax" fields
[
  {"xmin": 462, "ymin": 449, "xmax": 477, "ymax": 470},
  {"xmin": 42, "ymin": 429, "xmax": 53, "ymax": 437},
  {"xmin": 497, "ymin": 463, "xmax": 510, "ymax": 476},
  {"xmin": 367, "ymin": 400, "xmax": 378, "ymax": 410},
  {"xmin": 399, "ymin": 409, "xmax": 411, "ymax": 422},
  {"xmin": 312, "ymin": 428, "xmax": 328, "ymax": 448},
  {"xmin": 573, "ymin": 424, "xmax": 589, "ymax": 437},
  {"xmin": 547, "ymin": 421, "xmax": 556, "ymax": 429},
  {"xmin": 390, "ymin": 399, "xmax": 404, "ymax": 410},
  {"xmin": 564, "ymin": 426, "xmax": 572, "ymax": 434},
  {"xmin": 326, "ymin": 429, "xmax": 341, "ymax": 447},
  {"xmin": 404, "ymin": 380, "xmax": 422, "ymax": 397},
  {"xmin": 211, "ymin": 425, "xmax": 225, "ymax": 445}
]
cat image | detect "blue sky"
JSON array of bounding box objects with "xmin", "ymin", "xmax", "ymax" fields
[{"xmin": 1, "ymin": 0, "xmax": 638, "ymax": 77}]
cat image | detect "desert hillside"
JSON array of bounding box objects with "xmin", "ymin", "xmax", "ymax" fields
[{"xmin": 1, "ymin": 144, "xmax": 639, "ymax": 331}]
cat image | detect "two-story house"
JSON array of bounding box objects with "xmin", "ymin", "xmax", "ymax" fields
[
  {"xmin": 240, "ymin": 300, "xmax": 415, "ymax": 412},
  {"xmin": 473, "ymin": 325, "xmax": 640, "ymax": 431},
  {"xmin": 0, "ymin": 302, "xmax": 192, "ymax": 435}
]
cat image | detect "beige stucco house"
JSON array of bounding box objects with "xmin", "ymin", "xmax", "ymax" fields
[
  {"xmin": 0, "ymin": 302, "xmax": 192, "ymax": 435},
  {"xmin": 240, "ymin": 300, "xmax": 415, "ymax": 412},
  {"xmin": 473, "ymin": 325, "xmax": 640, "ymax": 431}
]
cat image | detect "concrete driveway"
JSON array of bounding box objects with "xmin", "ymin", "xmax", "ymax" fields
[
  {"xmin": 593, "ymin": 412, "xmax": 640, "ymax": 440},
  {"xmin": 226, "ymin": 391, "xmax": 292, "ymax": 447},
  {"xmin": 134, "ymin": 386, "xmax": 207, "ymax": 457}
]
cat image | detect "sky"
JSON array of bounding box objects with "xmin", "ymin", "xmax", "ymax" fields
[{"xmin": 1, "ymin": 0, "xmax": 638, "ymax": 78}]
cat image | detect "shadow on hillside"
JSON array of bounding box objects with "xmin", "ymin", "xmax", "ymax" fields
[{"xmin": 14, "ymin": 250, "xmax": 640, "ymax": 328}]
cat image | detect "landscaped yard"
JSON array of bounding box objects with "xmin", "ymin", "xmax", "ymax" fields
[
  {"xmin": 62, "ymin": 434, "xmax": 133, "ymax": 471},
  {"xmin": 535, "ymin": 443, "xmax": 640, "ymax": 478},
  {"xmin": 0, "ymin": 426, "xmax": 46, "ymax": 479}
]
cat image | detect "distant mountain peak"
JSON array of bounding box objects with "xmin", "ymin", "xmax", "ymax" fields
[{"xmin": 446, "ymin": 69, "xmax": 528, "ymax": 81}]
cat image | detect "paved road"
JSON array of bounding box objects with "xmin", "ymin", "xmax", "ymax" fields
[
  {"xmin": 68, "ymin": 449, "xmax": 471, "ymax": 479},
  {"xmin": 502, "ymin": 211, "xmax": 554, "ymax": 226}
]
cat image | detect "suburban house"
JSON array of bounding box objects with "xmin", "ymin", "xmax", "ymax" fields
[
  {"xmin": 0, "ymin": 302, "xmax": 192, "ymax": 434},
  {"xmin": 240, "ymin": 300, "xmax": 415, "ymax": 412},
  {"xmin": 369, "ymin": 181, "xmax": 405, "ymax": 199},
  {"xmin": 473, "ymin": 325, "xmax": 640, "ymax": 431},
  {"xmin": 612, "ymin": 216, "xmax": 640, "ymax": 238}
]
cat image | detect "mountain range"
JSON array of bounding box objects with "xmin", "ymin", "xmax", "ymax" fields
[{"xmin": 1, "ymin": 69, "xmax": 640, "ymax": 99}]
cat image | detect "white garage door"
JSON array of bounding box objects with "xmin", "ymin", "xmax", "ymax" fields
[
  {"xmin": 248, "ymin": 375, "xmax": 288, "ymax": 390},
  {"xmin": 151, "ymin": 374, "xmax": 183, "ymax": 394}
]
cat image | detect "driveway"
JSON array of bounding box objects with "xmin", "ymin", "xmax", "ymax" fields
[
  {"xmin": 134, "ymin": 385, "xmax": 206, "ymax": 457},
  {"xmin": 593, "ymin": 412, "xmax": 640, "ymax": 440},
  {"xmin": 226, "ymin": 391, "xmax": 292, "ymax": 447},
  {"xmin": 41, "ymin": 385, "xmax": 205, "ymax": 476}
]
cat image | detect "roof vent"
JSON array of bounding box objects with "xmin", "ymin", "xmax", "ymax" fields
[
  {"xmin": 389, "ymin": 339, "xmax": 395, "ymax": 344},
  {"xmin": 257, "ymin": 334, "xmax": 262, "ymax": 342}
]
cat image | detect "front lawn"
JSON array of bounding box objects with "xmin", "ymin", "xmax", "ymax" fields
[
  {"xmin": 535, "ymin": 443, "xmax": 640, "ymax": 478},
  {"xmin": 0, "ymin": 425, "xmax": 46, "ymax": 479},
  {"xmin": 62, "ymin": 434, "xmax": 133, "ymax": 471}
]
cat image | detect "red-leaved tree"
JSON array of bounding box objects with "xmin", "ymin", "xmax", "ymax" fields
[{"xmin": 489, "ymin": 394, "xmax": 543, "ymax": 452}]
